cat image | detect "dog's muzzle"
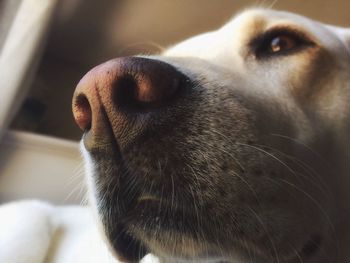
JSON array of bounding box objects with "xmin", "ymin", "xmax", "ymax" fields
[{"xmin": 72, "ymin": 56, "xmax": 194, "ymax": 262}]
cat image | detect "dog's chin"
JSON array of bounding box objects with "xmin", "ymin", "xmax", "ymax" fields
[
  {"xmin": 83, "ymin": 147, "xmax": 325, "ymax": 263},
  {"xmin": 95, "ymin": 188, "xmax": 229, "ymax": 262},
  {"xmin": 104, "ymin": 217, "xmax": 323, "ymax": 263},
  {"xmin": 104, "ymin": 208, "xmax": 230, "ymax": 263},
  {"xmin": 107, "ymin": 223, "xmax": 149, "ymax": 262},
  {"xmin": 99, "ymin": 193, "xmax": 324, "ymax": 263}
]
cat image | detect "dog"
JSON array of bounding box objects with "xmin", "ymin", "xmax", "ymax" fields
[
  {"xmin": 1, "ymin": 7, "xmax": 350, "ymax": 263},
  {"xmin": 71, "ymin": 7, "xmax": 350, "ymax": 263}
]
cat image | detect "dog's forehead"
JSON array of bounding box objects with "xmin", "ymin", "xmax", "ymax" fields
[
  {"xmin": 165, "ymin": 8, "xmax": 348, "ymax": 60},
  {"xmin": 225, "ymin": 9, "xmax": 321, "ymax": 39},
  {"xmin": 232, "ymin": 9, "xmax": 348, "ymax": 43}
]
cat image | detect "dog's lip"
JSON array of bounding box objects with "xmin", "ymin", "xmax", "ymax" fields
[
  {"xmin": 137, "ymin": 194, "xmax": 160, "ymax": 202},
  {"xmin": 109, "ymin": 222, "xmax": 149, "ymax": 262},
  {"xmin": 297, "ymin": 235, "xmax": 322, "ymax": 259},
  {"xmin": 85, "ymin": 134, "xmax": 323, "ymax": 262},
  {"xmin": 271, "ymin": 235, "xmax": 322, "ymax": 262}
]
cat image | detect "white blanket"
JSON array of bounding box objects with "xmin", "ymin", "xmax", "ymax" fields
[{"xmin": 0, "ymin": 200, "xmax": 158, "ymax": 263}]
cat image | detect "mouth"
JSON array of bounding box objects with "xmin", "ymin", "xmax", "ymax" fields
[
  {"xmin": 98, "ymin": 168, "xmax": 152, "ymax": 262},
  {"xmin": 297, "ymin": 235, "xmax": 323, "ymax": 260},
  {"xmin": 109, "ymin": 204, "xmax": 323, "ymax": 263},
  {"xmin": 107, "ymin": 222, "xmax": 149, "ymax": 262},
  {"xmin": 102, "ymin": 185, "xmax": 210, "ymax": 262},
  {"xmin": 85, "ymin": 139, "xmax": 326, "ymax": 263}
]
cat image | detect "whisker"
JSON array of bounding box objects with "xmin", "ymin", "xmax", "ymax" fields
[
  {"xmin": 254, "ymin": 143, "xmax": 332, "ymax": 199},
  {"xmin": 254, "ymin": 0, "xmax": 279, "ymax": 9},
  {"xmin": 291, "ymin": 246, "xmax": 304, "ymax": 263},
  {"xmin": 278, "ymin": 177, "xmax": 337, "ymax": 241},
  {"xmin": 248, "ymin": 207, "xmax": 280, "ymax": 263},
  {"xmin": 270, "ymin": 133, "xmax": 331, "ymax": 167},
  {"xmin": 237, "ymin": 142, "xmax": 297, "ymax": 176},
  {"xmin": 62, "ymin": 162, "xmax": 86, "ymax": 204},
  {"xmin": 118, "ymin": 41, "xmax": 166, "ymax": 56}
]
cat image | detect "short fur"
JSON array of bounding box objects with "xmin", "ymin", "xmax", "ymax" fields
[{"xmin": 79, "ymin": 9, "xmax": 350, "ymax": 263}]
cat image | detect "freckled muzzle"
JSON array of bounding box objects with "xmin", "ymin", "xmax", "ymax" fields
[{"xmin": 72, "ymin": 55, "xmax": 332, "ymax": 263}]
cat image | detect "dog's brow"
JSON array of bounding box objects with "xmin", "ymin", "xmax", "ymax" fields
[
  {"xmin": 249, "ymin": 24, "xmax": 317, "ymax": 50},
  {"xmin": 266, "ymin": 24, "xmax": 317, "ymax": 43}
]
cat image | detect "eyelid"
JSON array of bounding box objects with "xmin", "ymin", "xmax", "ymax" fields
[{"xmin": 250, "ymin": 26, "xmax": 315, "ymax": 59}]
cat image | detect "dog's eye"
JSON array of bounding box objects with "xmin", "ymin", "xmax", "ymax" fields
[
  {"xmin": 269, "ymin": 35, "xmax": 297, "ymax": 53},
  {"xmin": 253, "ymin": 29, "xmax": 311, "ymax": 59}
]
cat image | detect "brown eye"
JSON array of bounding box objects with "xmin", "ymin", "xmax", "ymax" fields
[
  {"xmin": 252, "ymin": 29, "xmax": 313, "ymax": 59},
  {"xmin": 270, "ymin": 35, "xmax": 297, "ymax": 53}
]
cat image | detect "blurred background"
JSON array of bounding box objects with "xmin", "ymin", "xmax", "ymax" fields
[
  {"xmin": 7, "ymin": 0, "xmax": 350, "ymax": 140},
  {"xmin": 0, "ymin": 0, "xmax": 350, "ymax": 204}
]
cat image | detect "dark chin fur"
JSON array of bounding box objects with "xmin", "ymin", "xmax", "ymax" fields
[
  {"xmin": 108, "ymin": 223, "xmax": 148, "ymax": 262},
  {"xmin": 90, "ymin": 154, "xmax": 149, "ymax": 262},
  {"xmin": 84, "ymin": 124, "xmax": 150, "ymax": 262}
]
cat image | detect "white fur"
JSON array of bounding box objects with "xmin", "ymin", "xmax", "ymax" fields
[{"xmin": 2, "ymin": 8, "xmax": 350, "ymax": 263}]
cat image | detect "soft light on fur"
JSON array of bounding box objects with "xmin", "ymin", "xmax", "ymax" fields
[
  {"xmin": 2, "ymin": 8, "xmax": 350, "ymax": 263},
  {"xmin": 78, "ymin": 8, "xmax": 350, "ymax": 263}
]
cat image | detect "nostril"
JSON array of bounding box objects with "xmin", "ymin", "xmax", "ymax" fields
[
  {"xmin": 113, "ymin": 74, "xmax": 164, "ymax": 112},
  {"xmin": 73, "ymin": 94, "xmax": 92, "ymax": 131},
  {"xmin": 113, "ymin": 72, "xmax": 182, "ymax": 113},
  {"xmin": 113, "ymin": 75, "xmax": 141, "ymax": 111}
]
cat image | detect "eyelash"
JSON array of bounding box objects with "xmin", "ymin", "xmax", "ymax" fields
[{"xmin": 251, "ymin": 29, "xmax": 313, "ymax": 59}]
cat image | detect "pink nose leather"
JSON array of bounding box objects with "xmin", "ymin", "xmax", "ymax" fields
[{"xmin": 72, "ymin": 57, "xmax": 184, "ymax": 132}]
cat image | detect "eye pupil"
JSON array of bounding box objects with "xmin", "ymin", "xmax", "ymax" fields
[
  {"xmin": 270, "ymin": 36, "xmax": 294, "ymax": 53},
  {"xmin": 254, "ymin": 30, "xmax": 311, "ymax": 59}
]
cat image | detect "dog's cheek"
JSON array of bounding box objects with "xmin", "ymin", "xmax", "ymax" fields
[{"xmin": 286, "ymin": 48, "xmax": 335, "ymax": 101}]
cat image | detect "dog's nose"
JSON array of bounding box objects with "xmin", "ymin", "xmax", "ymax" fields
[{"xmin": 72, "ymin": 57, "xmax": 187, "ymax": 144}]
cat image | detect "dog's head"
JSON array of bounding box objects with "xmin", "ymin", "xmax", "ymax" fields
[{"xmin": 72, "ymin": 9, "xmax": 350, "ymax": 263}]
